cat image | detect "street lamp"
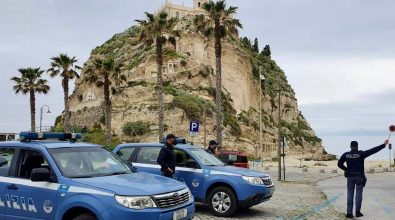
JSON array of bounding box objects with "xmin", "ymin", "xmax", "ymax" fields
[
  {"xmin": 259, "ymin": 66, "xmax": 266, "ymax": 163},
  {"xmin": 275, "ymin": 89, "xmax": 282, "ymax": 181},
  {"xmin": 39, "ymin": 105, "xmax": 51, "ymax": 132}
]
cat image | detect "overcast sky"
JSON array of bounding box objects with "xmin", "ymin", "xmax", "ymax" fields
[{"xmin": 1, "ymin": 0, "xmax": 394, "ymax": 158}]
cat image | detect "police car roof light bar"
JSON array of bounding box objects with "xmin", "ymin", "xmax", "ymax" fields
[
  {"xmin": 160, "ymin": 137, "xmax": 187, "ymax": 145},
  {"xmin": 19, "ymin": 132, "xmax": 82, "ymax": 142}
]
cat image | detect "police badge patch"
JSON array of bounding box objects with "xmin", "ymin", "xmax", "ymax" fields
[{"xmin": 43, "ymin": 200, "xmax": 53, "ymax": 214}]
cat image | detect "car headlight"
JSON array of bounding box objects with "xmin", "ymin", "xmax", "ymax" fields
[
  {"xmin": 115, "ymin": 195, "xmax": 156, "ymax": 209},
  {"xmin": 242, "ymin": 176, "xmax": 264, "ymax": 185}
]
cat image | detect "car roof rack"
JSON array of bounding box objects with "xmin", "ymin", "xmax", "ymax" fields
[{"xmin": 19, "ymin": 132, "xmax": 82, "ymax": 142}]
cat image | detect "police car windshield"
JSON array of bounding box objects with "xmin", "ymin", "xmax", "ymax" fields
[
  {"xmin": 189, "ymin": 148, "xmax": 224, "ymax": 166},
  {"xmin": 48, "ymin": 147, "xmax": 132, "ymax": 178}
]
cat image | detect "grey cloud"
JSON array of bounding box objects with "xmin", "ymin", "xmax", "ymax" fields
[{"xmin": 300, "ymin": 89, "xmax": 395, "ymax": 136}]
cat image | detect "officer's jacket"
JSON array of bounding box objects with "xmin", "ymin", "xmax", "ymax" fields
[
  {"xmin": 206, "ymin": 147, "xmax": 215, "ymax": 155},
  {"xmin": 157, "ymin": 143, "xmax": 176, "ymax": 173},
  {"xmin": 337, "ymin": 144, "xmax": 386, "ymax": 176}
]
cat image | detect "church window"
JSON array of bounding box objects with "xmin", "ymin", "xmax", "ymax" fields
[
  {"xmin": 176, "ymin": 12, "xmax": 180, "ymax": 19},
  {"xmin": 198, "ymin": 2, "xmax": 201, "ymax": 7}
]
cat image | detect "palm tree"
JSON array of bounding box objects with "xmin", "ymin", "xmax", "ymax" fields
[
  {"xmin": 84, "ymin": 56, "xmax": 126, "ymax": 146},
  {"xmin": 135, "ymin": 11, "xmax": 179, "ymax": 141},
  {"xmin": 194, "ymin": 0, "xmax": 242, "ymax": 145},
  {"xmin": 11, "ymin": 68, "xmax": 50, "ymax": 132},
  {"xmin": 47, "ymin": 54, "xmax": 81, "ymax": 132}
]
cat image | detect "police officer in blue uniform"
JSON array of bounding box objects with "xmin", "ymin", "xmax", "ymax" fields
[
  {"xmin": 338, "ymin": 140, "xmax": 389, "ymax": 218},
  {"xmin": 157, "ymin": 134, "xmax": 176, "ymax": 178},
  {"xmin": 206, "ymin": 140, "xmax": 218, "ymax": 155}
]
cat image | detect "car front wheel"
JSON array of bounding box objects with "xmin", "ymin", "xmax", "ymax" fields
[
  {"xmin": 72, "ymin": 213, "xmax": 97, "ymax": 220},
  {"xmin": 207, "ymin": 186, "xmax": 238, "ymax": 217}
]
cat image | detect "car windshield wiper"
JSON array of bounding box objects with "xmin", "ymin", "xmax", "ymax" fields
[
  {"xmin": 99, "ymin": 171, "xmax": 130, "ymax": 177},
  {"xmin": 70, "ymin": 171, "xmax": 129, "ymax": 178},
  {"xmin": 70, "ymin": 174, "xmax": 96, "ymax": 178}
]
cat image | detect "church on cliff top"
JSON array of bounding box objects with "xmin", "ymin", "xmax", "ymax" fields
[{"xmin": 158, "ymin": 0, "xmax": 209, "ymax": 18}]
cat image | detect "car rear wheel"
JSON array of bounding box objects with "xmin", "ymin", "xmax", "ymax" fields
[
  {"xmin": 207, "ymin": 186, "xmax": 238, "ymax": 217},
  {"xmin": 72, "ymin": 213, "xmax": 97, "ymax": 220}
]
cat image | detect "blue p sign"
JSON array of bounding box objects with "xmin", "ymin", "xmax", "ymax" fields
[{"xmin": 189, "ymin": 121, "xmax": 199, "ymax": 133}]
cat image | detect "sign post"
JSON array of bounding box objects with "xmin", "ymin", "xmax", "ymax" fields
[{"xmin": 189, "ymin": 121, "xmax": 199, "ymax": 144}]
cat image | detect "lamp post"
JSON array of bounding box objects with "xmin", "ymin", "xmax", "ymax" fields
[
  {"xmin": 275, "ymin": 89, "xmax": 282, "ymax": 181},
  {"xmin": 39, "ymin": 105, "xmax": 51, "ymax": 132},
  {"xmin": 259, "ymin": 66, "xmax": 265, "ymax": 162}
]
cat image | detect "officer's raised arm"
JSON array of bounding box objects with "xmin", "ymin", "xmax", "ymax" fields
[
  {"xmin": 362, "ymin": 140, "xmax": 388, "ymax": 159},
  {"xmin": 337, "ymin": 153, "xmax": 347, "ymax": 171}
]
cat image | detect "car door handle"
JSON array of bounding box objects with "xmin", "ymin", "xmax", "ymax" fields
[{"xmin": 7, "ymin": 184, "xmax": 18, "ymax": 190}]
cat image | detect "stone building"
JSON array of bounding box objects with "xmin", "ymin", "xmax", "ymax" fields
[{"xmin": 159, "ymin": 0, "xmax": 209, "ymax": 18}]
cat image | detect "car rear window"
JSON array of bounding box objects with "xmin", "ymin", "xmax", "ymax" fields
[
  {"xmin": 116, "ymin": 147, "xmax": 137, "ymax": 161},
  {"xmin": 135, "ymin": 147, "xmax": 161, "ymax": 164},
  {"xmin": 238, "ymin": 156, "xmax": 248, "ymax": 163}
]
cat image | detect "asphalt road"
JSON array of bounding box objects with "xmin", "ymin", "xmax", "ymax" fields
[{"xmin": 318, "ymin": 172, "xmax": 395, "ymax": 219}]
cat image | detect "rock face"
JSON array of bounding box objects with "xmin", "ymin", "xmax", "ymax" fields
[{"xmin": 66, "ymin": 15, "xmax": 334, "ymax": 161}]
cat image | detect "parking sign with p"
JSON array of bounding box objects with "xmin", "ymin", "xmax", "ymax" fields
[{"xmin": 189, "ymin": 121, "xmax": 199, "ymax": 136}]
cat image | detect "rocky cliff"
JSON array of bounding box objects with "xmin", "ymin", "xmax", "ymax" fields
[{"xmin": 66, "ymin": 15, "xmax": 335, "ymax": 161}]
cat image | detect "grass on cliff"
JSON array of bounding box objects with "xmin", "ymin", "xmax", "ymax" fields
[
  {"xmin": 164, "ymin": 83, "xmax": 207, "ymax": 121},
  {"xmin": 83, "ymin": 129, "xmax": 121, "ymax": 149},
  {"xmin": 122, "ymin": 121, "xmax": 151, "ymax": 136},
  {"xmin": 163, "ymin": 84, "xmax": 242, "ymax": 136}
]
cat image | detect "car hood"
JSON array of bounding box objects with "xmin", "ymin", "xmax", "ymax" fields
[
  {"xmin": 71, "ymin": 172, "xmax": 186, "ymax": 196},
  {"xmin": 208, "ymin": 165, "xmax": 269, "ymax": 177}
]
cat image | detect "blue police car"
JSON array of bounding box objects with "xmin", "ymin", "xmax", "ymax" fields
[
  {"xmin": 0, "ymin": 132, "xmax": 194, "ymax": 220},
  {"xmin": 113, "ymin": 141, "xmax": 275, "ymax": 217}
]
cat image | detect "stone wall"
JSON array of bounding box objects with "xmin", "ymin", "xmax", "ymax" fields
[{"xmin": 69, "ymin": 105, "xmax": 104, "ymax": 129}]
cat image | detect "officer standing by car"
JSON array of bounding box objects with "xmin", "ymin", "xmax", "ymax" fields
[
  {"xmin": 337, "ymin": 140, "xmax": 389, "ymax": 218},
  {"xmin": 157, "ymin": 134, "xmax": 176, "ymax": 178},
  {"xmin": 206, "ymin": 140, "xmax": 218, "ymax": 155}
]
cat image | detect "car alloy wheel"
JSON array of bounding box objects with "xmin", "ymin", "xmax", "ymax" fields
[{"xmin": 212, "ymin": 191, "xmax": 231, "ymax": 213}]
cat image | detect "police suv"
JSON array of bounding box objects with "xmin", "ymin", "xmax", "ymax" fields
[
  {"xmin": 0, "ymin": 132, "xmax": 194, "ymax": 220},
  {"xmin": 113, "ymin": 140, "xmax": 275, "ymax": 217}
]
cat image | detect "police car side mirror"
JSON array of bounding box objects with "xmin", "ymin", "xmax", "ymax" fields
[
  {"xmin": 0, "ymin": 157, "xmax": 7, "ymax": 167},
  {"xmin": 186, "ymin": 159, "xmax": 198, "ymax": 169},
  {"xmin": 31, "ymin": 168, "xmax": 50, "ymax": 182}
]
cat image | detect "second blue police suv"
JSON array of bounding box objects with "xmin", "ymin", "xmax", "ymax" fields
[
  {"xmin": 0, "ymin": 132, "xmax": 194, "ymax": 220},
  {"xmin": 114, "ymin": 140, "xmax": 275, "ymax": 217}
]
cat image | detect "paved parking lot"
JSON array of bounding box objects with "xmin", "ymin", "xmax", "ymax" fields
[
  {"xmin": 318, "ymin": 172, "xmax": 395, "ymax": 220},
  {"xmin": 194, "ymin": 168, "xmax": 344, "ymax": 220}
]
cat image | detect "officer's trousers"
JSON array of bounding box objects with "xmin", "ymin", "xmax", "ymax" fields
[{"xmin": 347, "ymin": 177, "xmax": 364, "ymax": 214}]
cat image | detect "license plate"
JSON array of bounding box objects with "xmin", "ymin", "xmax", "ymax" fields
[{"xmin": 173, "ymin": 209, "xmax": 187, "ymax": 220}]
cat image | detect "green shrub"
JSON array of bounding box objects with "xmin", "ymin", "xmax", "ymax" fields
[
  {"xmin": 224, "ymin": 113, "xmax": 242, "ymax": 136},
  {"xmin": 173, "ymin": 95, "xmax": 205, "ymax": 120},
  {"xmin": 122, "ymin": 121, "xmax": 151, "ymax": 136},
  {"xmin": 127, "ymin": 80, "xmax": 148, "ymax": 87},
  {"xmin": 163, "ymin": 84, "xmax": 182, "ymax": 96},
  {"xmin": 83, "ymin": 129, "xmax": 121, "ymax": 149}
]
